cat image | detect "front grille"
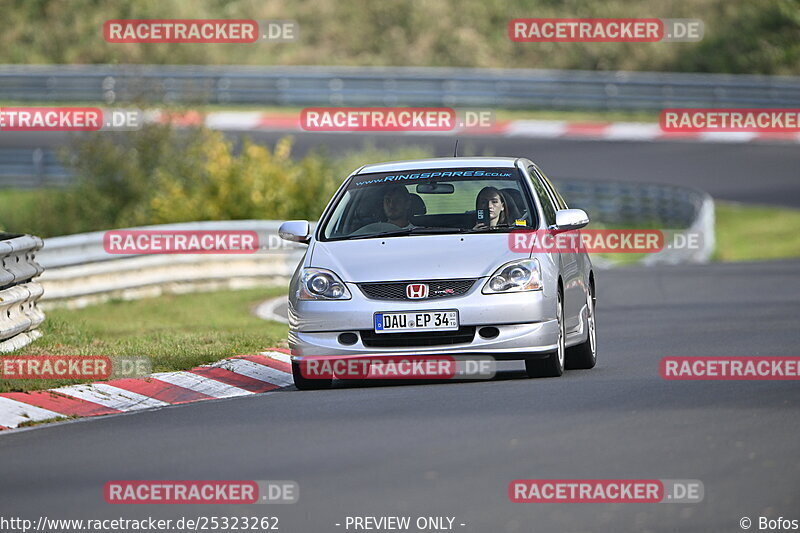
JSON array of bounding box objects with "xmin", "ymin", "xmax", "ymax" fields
[
  {"xmin": 358, "ymin": 279, "xmax": 476, "ymax": 300},
  {"xmin": 360, "ymin": 327, "xmax": 476, "ymax": 348}
]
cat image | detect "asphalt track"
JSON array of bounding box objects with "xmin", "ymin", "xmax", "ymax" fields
[
  {"xmin": 1, "ymin": 259, "xmax": 799, "ymax": 532},
  {"xmin": 4, "ymin": 130, "xmax": 800, "ymax": 206}
]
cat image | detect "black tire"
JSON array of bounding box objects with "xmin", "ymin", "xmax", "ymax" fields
[
  {"xmin": 525, "ymin": 290, "xmax": 565, "ymax": 378},
  {"xmin": 566, "ymin": 283, "xmax": 597, "ymax": 370},
  {"xmin": 292, "ymin": 360, "xmax": 333, "ymax": 390}
]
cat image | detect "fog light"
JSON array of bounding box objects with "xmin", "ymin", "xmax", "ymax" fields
[
  {"xmin": 338, "ymin": 332, "xmax": 358, "ymax": 345},
  {"xmin": 478, "ymin": 327, "xmax": 500, "ymax": 339}
]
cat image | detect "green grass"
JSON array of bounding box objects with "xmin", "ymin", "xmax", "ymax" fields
[
  {"xmin": 0, "ymin": 288, "xmax": 288, "ymax": 393},
  {"xmin": 590, "ymin": 250, "xmax": 650, "ymax": 266},
  {"xmin": 16, "ymin": 415, "xmax": 79, "ymax": 428},
  {"xmin": 590, "ymin": 202, "xmax": 800, "ymax": 264},
  {"xmin": 0, "ymin": 188, "xmax": 59, "ymax": 236},
  {"xmin": 714, "ymin": 201, "xmax": 800, "ymax": 261}
]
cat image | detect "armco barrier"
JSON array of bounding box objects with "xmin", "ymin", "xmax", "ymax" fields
[
  {"xmin": 36, "ymin": 220, "xmax": 308, "ymax": 308},
  {"xmin": 1, "ymin": 65, "xmax": 798, "ymax": 110},
  {"xmin": 554, "ymin": 179, "xmax": 715, "ymax": 265},
  {"xmin": 557, "ymin": 180, "xmax": 698, "ymax": 226},
  {"xmin": 0, "ymin": 234, "xmax": 45, "ymax": 352},
  {"xmin": 0, "ymin": 148, "xmax": 71, "ymax": 188}
]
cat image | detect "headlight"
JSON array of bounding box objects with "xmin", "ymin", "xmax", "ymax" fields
[
  {"xmin": 298, "ymin": 268, "xmax": 351, "ymax": 300},
  {"xmin": 482, "ymin": 259, "xmax": 542, "ymax": 294}
]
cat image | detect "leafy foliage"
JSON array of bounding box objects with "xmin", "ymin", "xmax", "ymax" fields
[{"xmin": 0, "ymin": 0, "xmax": 797, "ymax": 74}]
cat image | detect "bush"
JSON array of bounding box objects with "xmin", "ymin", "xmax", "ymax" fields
[{"xmin": 66, "ymin": 125, "xmax": 342, "ymax": 226}]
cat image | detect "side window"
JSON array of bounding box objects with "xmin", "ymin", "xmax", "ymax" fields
[
  {"xmin": 527, "ymin": 166, "xmax": 556, "ymax": 226},
  {"xmin": 536, "ymin": 167, "xmax": 568, "ymax": 210}
]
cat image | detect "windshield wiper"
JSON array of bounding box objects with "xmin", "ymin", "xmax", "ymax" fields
[
  {"xmin": 347, "ymin": 228, "xmax": 415, "ymax": 240},
  {"xmin": 347, "ymin": 226, "xmax": 467, "ymax": 240},
  {"xmin": 408, "ymin": 226, "xmax": 469, "ymax": 234},
  {"xmin": 461, "ymin": 223, "xmax": 519, "ymax": 233}
]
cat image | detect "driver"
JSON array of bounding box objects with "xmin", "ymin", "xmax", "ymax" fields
[
  {"xmin": 382, "ymin": 184, "xmax": 412, "ymax": 228},
  {"xmin": 353, "ymin": 184, "xmax": 415, "ymax": 234}
]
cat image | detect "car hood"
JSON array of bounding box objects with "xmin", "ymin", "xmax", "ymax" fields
[{"xmin": 309, "ymin": 234, "xmax": 524, "ymax": 282}]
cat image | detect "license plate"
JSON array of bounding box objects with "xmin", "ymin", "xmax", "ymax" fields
[{"xmin": 374, "ymin": 310, "xmax": 459, "ymax": 333}]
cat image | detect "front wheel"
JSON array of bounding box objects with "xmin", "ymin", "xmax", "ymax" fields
[
  {"xmin": 525, "ymin": 290, "xmax": 565, "ymax": 378},
  {"xmin": 292, "ymin": 360, "xmax": 333, "ymax": 390},
  {"xmin": 566, "ymin": 284, "xmax": 596, "ymax": 370}
]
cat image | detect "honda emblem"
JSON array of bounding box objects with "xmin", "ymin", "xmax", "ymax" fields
[{"xmin": 406, "ymin": 283, "xmax": 428, "ymax": 299}]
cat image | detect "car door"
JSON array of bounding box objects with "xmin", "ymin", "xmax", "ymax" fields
[{"xmin": 529, "ymin": 165, "xmax": 583, "ymax": 335}]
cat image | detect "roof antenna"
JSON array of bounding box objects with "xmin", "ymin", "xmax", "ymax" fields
[{"xmin": 453, "ymin": 139, "xmax": 460, "ymax": 157}]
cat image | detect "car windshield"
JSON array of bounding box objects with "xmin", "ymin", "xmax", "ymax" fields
[{"xmin": 319, "ymin": 167, "xmax": 537, "ymax": 240}]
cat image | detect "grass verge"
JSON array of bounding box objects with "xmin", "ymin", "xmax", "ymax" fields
[
  {"xmin": 0, "ymin": 288, "xmax": 288, "ymax": 393},
  {"xmin": 591, "ymin": 201, "xmax": 800, "ymax": 265},
  {"xmin": 714, "ymin": 201, "xmax": 800, "ymax": 262}
]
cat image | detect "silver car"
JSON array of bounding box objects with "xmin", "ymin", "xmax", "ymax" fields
[{"xmin": 279, "ymin": 157, "xmax": 597, "ymax": 389}]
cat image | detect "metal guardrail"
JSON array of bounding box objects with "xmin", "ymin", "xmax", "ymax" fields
[
  {"xmin": 0, "ymin": 148, "xmax": 71, "ymax": 187},
  {"xmin": 0, "ymin": 234, "xmax": 45, "ymax": 352},
  {"xmin": 557, "ymin": 179, "xmax": 703, "ymax": 226},
  {"xmin": 36, "ymin": 220, "xmax": 307, "ymax": 308},
  {"xmin": 554, "ymin": 179, "xmax": 715, "ymax": 265},
  {"xmin": 1, "ymin": 65, "xmax": 798, "ymax": 110}
]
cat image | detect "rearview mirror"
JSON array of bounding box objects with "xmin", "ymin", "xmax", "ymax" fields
[
  {"xmin": 279, "ymin": 220, "xmax": 311, "ymax": 244},
  {"xmin": 416, "ymin": 183, "xmax": 455, "ymax": 194},
  {"xmin": 554, "ymin": 209, "xmax": 589, "ymax": 232}
]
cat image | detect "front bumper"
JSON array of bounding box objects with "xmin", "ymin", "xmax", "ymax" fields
[{"xmin": 288, "ymin": 281, "xmax": 558, "ymax": 358}]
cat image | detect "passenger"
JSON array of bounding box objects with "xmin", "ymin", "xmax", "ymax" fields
[{"xmin": 474, "ymin": 186, "xmax": 509, "ymax": 228}]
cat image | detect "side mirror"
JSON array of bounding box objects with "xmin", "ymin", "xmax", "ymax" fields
[
  {"xmin": 554, "ymin": 209, "xmax": 589, "ymax": 232},
  {"xmin": 279, "ymin": 220, "xmax": 311, "ymax": 244}
]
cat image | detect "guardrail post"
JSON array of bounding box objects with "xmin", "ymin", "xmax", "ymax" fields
[{"xmin": 32, "ymin": 148, "xmax": 44, "ymax": 186}]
